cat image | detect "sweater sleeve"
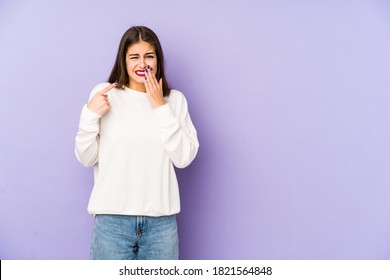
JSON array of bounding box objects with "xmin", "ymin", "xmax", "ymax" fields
[
  {"xmin": 153, "ymin": 91, "xmax": 199, "ymax": 168},
  {"xmin": 74, "ymin": 105, "xmax": 101, "ymax": 167},
  {"xmin": 74, "ymin": 84, "xmax": 108, "ymax": 167}
]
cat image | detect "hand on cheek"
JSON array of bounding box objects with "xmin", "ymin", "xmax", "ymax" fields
[{"xmin": 144, "ymin": 65, "xmax": 165, "ymax": 108}]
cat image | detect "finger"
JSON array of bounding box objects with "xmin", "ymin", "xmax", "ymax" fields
[
  {"xmin": 145, "ymin": 67, "xmax": 152, "ymax": 82},
  {"xmin": 98, "ymin": 83, "xmax": 116, "ymax": 96},
  {"xmin": 159, "ymin": 78, "xmax": 163, "ymax": 90},
  {"xmin": 148, "ymin": 67, "xmax": 158, "ymax": 84},
  {"xmin": 146, "ymin": 69, "xmax": 157, "ymax": 91},
  {"xmin": 146, "ymin": 68, "xmax": 158, "ymax": 91},
  {"xmin": 145, "ymin": 74, "xmax": 154, "ymax": 93},
  {"xmin": 144, "ymin": 75, "xmax": 151, "ymax": 92}
]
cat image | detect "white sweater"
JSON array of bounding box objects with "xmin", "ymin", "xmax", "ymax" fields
[{"xmin": 75, "ymin": 83, "xmax": 199, "ymax": 216}]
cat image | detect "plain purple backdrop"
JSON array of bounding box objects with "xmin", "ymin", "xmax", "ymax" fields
[{"xmin": 0, "ymin": 0, "xmax": 389, "ymax": 259}]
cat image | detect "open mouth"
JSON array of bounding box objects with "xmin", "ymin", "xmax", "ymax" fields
[{"xmin": 135, "ymin": 70, "xmax": 145, "ymax": 77}]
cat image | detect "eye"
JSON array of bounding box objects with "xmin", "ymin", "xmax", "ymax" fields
[{"xmin": 146, "ymin": 55, "xmax": 155, "ymax": 59}]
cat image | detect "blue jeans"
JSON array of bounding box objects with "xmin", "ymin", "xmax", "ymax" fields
[{"xmin": 90, "ymin": 214, "xmax": 179, "ymax": 260}]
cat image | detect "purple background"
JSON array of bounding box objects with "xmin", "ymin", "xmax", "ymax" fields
[{"xmin": 1, "ymin": 0, "xmax": 390, "ymax": 260}]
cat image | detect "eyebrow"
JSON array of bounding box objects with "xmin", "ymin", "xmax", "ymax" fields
[{"xmin": 128, "ymin": 52, "xmax": 156, "ymax": 56}]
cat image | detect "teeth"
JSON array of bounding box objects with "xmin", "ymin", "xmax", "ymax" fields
[{"xmin": 135, "ymin": 70, "xmax": 145, "ymax": 76}]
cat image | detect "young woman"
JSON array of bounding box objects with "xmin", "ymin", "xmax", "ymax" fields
[{"xmin": 75, "ymin": 26, "xmax": 199, "ymax": 260}]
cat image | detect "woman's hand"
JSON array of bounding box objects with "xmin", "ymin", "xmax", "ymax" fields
[
  {"xmin": 87, "ymin": 83, "xmax": 116, "ymax": 116},
  {"xmin": 144, "ymin": 66, "xmax": 165, "ymax": 108}
]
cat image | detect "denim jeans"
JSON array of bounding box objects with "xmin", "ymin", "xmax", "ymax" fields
[{"xmin": 90, "ymin": 214, "xmax": 179, "ymax": 260}]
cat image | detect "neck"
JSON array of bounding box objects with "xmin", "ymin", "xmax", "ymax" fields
[{"xmin": 128, "ymin": 82, "xmax": 146, "ymax": 93}]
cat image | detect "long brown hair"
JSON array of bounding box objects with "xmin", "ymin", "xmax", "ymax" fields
[{"xmin": 108, "ymin": 26, "xmax": 170, "ymax": 97}]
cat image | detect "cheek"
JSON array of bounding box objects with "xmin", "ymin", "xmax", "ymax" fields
[
  {"xmin": 146, "ymin": 58, "xmax": 158, "ymax": 69},
  {"xmin": 126, "ymin": 61, "xmax": 135, "ymax": 74},
  {"xmin": 126, "ymin": 61, "xmax": 132, "ymax": 70}
]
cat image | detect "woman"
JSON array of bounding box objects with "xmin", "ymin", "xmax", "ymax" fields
[{"xmin": 75, "ymin": 26, "xmax": 199, "ymax": 260}]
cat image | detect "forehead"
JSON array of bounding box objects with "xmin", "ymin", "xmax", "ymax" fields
[{"xmin": 126, "ymin": 41, "xmax": 155, "ymax": 54}]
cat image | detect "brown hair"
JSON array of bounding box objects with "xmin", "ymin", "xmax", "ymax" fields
[{"xmin": 108, "ymin": 26, "xmax": 170, "ymax": 96}]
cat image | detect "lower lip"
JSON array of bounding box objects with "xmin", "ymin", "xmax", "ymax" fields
[{"xmin": 135, "ymin": 71, "xmax": 145, "ymax": 77}]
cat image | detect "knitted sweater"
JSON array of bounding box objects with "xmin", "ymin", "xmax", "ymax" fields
[{"xmin": 75, "ymin": 83, "xmax": 199, "ymax": 216}]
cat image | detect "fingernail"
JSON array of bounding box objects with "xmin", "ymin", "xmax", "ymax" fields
[
  {"xmin": 114, "ymin": 82, "xmax": 118, "ymax": 86},
  {"xmin": 145, "ymin": 69, "xmax": 148, "ymax": 73},
  {"xmin": 150, "ymin": 67, "xmax": 153, "ymax": 71},
  {"xmin": 145, "ymin": 76, "xmax": 147, "ymax": 80},
  {"xmin": 147, "ymin": 65, "xmax": 150, "ymax": 69}
]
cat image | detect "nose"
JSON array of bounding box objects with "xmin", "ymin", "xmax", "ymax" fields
[{"xmin": 139, "ymin": 57, "xmax": 147, "ymax": 68}]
